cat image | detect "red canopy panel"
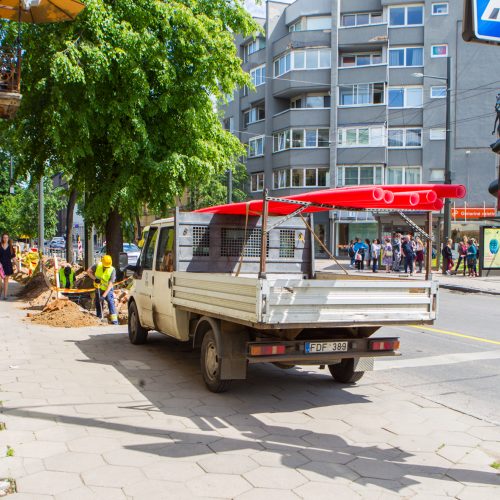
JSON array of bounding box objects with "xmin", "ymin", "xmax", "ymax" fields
[{"xmin": 194, "ymin": 185, "xmax": 466, "ymax": 216}]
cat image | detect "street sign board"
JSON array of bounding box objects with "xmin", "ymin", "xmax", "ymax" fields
[
  {"xmin": 463, "ymin": 0, "xmax": 500, "ymax": 44},
  {"xmin": 452, "ymin": 207, "xmax": 497, "ymax": 219}
]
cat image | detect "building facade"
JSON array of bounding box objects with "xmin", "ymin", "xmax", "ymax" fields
[{"xmin": 221, "ymin": 0, "xmax": 500, "ymax": 255}]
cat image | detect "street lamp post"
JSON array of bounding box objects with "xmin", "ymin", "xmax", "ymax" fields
[{"xmin": 413, "ymin": 56, "xmax": 452, "ymax": 240}]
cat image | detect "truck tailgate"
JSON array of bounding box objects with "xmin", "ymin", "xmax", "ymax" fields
[{"xmin": 262, "ymin": 278, "xmax": 438, "ymax": 326}]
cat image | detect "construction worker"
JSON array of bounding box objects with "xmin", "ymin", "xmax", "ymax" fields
[
  {"xmin": 86, "ymin": 255, "xmax": 118, "ymax": 325},
  {"xmin": 58, "ymin": 265, "xmax": 75, "ymax": 290}
]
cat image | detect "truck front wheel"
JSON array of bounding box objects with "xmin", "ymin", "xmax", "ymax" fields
[
  {"xmin": 200, "ymin": 329, "xmax": 232, "ymax": 393},
  {"xmin": 128, "ymin": 302, "xmax": 148, "ymax": 345},
  {"xmin": 328, "ymin": 358, "xmax": 364, "ymax": 384}
]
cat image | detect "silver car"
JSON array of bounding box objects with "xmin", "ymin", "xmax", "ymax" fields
[{"xmin": 95, "ymin": 243, "xmax": 141, "ymax": 266}]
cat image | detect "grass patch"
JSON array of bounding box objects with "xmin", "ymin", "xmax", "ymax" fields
[{"xmin": 490, "ymin": 461, "xmax": 500, "ymax": 470}]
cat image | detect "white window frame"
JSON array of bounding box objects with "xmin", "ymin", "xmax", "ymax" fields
[
  {"xmin": 273, "ymin": 168, "xmax": 291, "ymax": 189},
  {"xmin": 431, "ymin": 44, "xmax": 448, "ymax": 58},
  {"xmin": 388, "ymin": 128, "xmax": 423, "ymax": 149},
  {"xmin": 430, "ymin": 86, "xmax": 447, "ymax": 98},
  {"xmin": 243, "ymin": 38, "xmax": 264, "ymax": 62},
  {"xmin": 430, "ymin": 128, "xmax": 446, "ymax": 140},
  {"xmin": 431, "ymin": 3, "xmax": 448, "ymax": 15},
  {"xmin": 248, "ymin": 135, "xmax": 265, "ymax": 158},
  {"xmin": 388, "ymin": 46, "xmax": 424, "ymax": 67},
  {"xmin": 250, "ymin": 64, "xmax": 266, "ymax": 87},
  {"xmin": 290, "ymin": 93, "xmax": 331, "ymax": 109},
  {"xmin": 337, "ymin": 165, "xmax": 384, "ymax": 187},
  {"xmin": 430, "ymin": 169, "xmax": 445, "ymax": 181},
  {"xmin": 250, "ymin": 172, "xmax": 264, "ymax": 192},
  {"xmin": 386, "ymin": 166, "xmax": 422, "ymax": 185},
  {"xmin": 291, "ymin": 167, "xmax": 329, "ymax": 188},
  {"xmin": 339, "ymin": 52, "xmax": 384, "ymax": 68},
  {"xmin": 388, "ymin": 86, "xmax": 423, "ymax": 109},
  {"xmin": 244, "ymin": 105, "xmax": 265, "ymax": 126},
  {"xmin": 338, "ymin": 83, "xmax": 386, "ymax": 107},
  {"xmin": 273, "ymin": 48, "xmax": 331, "ymax": 77},
  {"xmin": 340, "ymin": 12, "xmax": 384, "ymax": 28},
  {"xmin": 273, "ymin": 128, "xmax": 330, "ymax": 152},
  {"xmin": 338, "ymin": 126, "xmax": 386, "ymax": 147},
  {"xmin": 388, "ymin": 4, "xmax": 424, "ymax": 27}
]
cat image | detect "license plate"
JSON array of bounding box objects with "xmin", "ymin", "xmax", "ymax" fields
[{"xmin": 305, "ymin": 341, "xmax": 349, "ymax": 354}]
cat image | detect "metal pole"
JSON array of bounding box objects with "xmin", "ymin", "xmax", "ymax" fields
[
  {"xmin": 443, "ymin": 56, "xmax": 452, "ymax": 240},
  {"xmin": 38, "ymin": 177, "xmax": 44, "ymax": 255},
  {"xmin": 426, "ymin": 211, "xmax": 433, "ymax": 281},
  {"xmin": 227, "ymin": 169, "xmax": 233, "ymax": 204},
  {"xmin": 9, "ymin": 156, "xmax": 14, "ymax": 194},
  {"xmin": 259, "ymin": 189, "xmax": 269, "ymax": 279}
]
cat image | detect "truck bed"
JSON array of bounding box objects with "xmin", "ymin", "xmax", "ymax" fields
[{"xmin": 171, "ymin": 272, "xmax": 438, "ymax": 329}]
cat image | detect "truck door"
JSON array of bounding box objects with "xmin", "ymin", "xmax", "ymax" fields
[
  {"xmin": 152, "ymin": 225, "xmax": 176, "ymax": 335},
  {"xmin": 134, "ymin": 226, "xmax": 158, "ymax": 329}
]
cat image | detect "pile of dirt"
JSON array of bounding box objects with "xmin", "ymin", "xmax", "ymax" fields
[
  {"xmin": 29, "ymin": 298, "xmax": 102, "ymax": 328},
  {"xmin": 16, "ymin": 273, "xmax": 51, "ymax": 300}
]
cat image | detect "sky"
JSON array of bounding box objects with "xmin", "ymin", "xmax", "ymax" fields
[{"xmin": 245, "ymin": 0, "xmax": 295, "ymax": 17}]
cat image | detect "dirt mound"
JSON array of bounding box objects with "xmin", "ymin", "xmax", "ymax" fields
[
  {"xmin": 29, "ymin": 298, "xmax": 101, "ymax": 328},
  {"xmin": 17, "ymin": 273, "xmax": 51, "ymax": 300}
]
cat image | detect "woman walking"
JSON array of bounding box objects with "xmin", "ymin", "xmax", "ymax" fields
[
  {"xmin": 364, "ymin": 239, "xmax": 371, "ymax": 271},
  {"xmin": 382, "ymin": 238, "xmax": 393, "ymax": 273},
  {"xmin": 415, "ymin": 236, "xmax": 425, "ymax": 274},
  {"xmin": 467, "ymin": 239, "xmax": 478, "ymax": 277},
  {"xmin": 0, "ymin": 233, "xmax": 17, "ymax": 300},
  {"xmin": 402, "ymin": 235, "xmax": 416, "ymax": 276},
  {"xmin": 441, "ymin": 239, "xmax": 454, "ymax": 275},
  {"xmin": 371, "ymin": 239, "xmax": 381, "ymax": 273},
  {"xmin": 454, "ymin": 236, "xmax": 468, "ymax": 276},
  {"xmin": 392, "ymin": 233, "xmax": 402, "ymax": 272}
]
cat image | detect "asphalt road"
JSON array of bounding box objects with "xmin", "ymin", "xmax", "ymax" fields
[{"xmin": 373, "ymin": 289, "xmax": 500, "ymax": 425}]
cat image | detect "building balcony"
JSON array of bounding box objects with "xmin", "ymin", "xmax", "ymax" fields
[
  {"xmin": 387, "ymin": 26, "xmax": 424, "ymax": 45},
  {"xmin": 336, "ymin": 147, "xmax": 386, "ymax": 165},
  {"xmin": 272, "ymin": 108, "xmax": 331, "ymax": 131},
  {"xmin": 272, "ymin": 30, "xmax": 331, "ymax": 58},
  {"xmin": 285, "ymin": 0, "xmax": 332, "ymax": 24},
  {"xmin": 244, "ymin": 120, "xmax": 266, "ymax": 137},
  {"xmin": 338, "ymin": 24, "xmax": 388, "ymax": 50},
  {"xmin": 240, "ymin": 84, "xmax": 266, "ymax": 109},
  {"xmin": 338, "ymin": 64, "xmax": 387, "ymax": 85},
  {"xmin": 273, "ymin": 69, "xmax": 331, "ymax": 98},
  {"xmin": 387, "ymin": 108, "xmax": 423, "ymax": 127},
  {"xmin": 242, "ymin": 49, "xmax": 267, "ymax": 70},
  {"xmin": 0, "ymin": 47, "xmax": 21, "ymax": 120},
  {"xmin": 387, "ymin": 148, "xmax": 423, "ymax": 167},
  {"xmin": 271, "ymin": 148, "xmax": 330, "ymax": 168},
  {"xmin": 337, "ymin": 105, "xmax": 387, "ymax": 127},
  {"xmin": 340, "ymin": 0, "xmax": 382, "ymax": 13}
]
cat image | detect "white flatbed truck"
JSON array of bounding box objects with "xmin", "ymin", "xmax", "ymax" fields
[{"xmin": 128, "ymin": 209, "xmax": 438, "ymax": 392}]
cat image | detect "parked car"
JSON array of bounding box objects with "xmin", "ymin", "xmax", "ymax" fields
[
  {"xmin": 95, "ymin": 243, "xmax": 141, "ymax": 266},
  {"xmin": 49, "ymin": 237, "xmax": 66, "ymax": 250}
]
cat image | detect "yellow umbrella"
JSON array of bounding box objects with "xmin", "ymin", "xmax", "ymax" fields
[{"xmin": 0, "ymin": 0, "xmax": 85, "ymax": 24}]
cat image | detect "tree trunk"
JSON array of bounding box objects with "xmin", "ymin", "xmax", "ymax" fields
[
  {"xmin": 135, "ymin": 215, "xmax": 142, "ymax": 243},
  {"xmin": 65, "ymin": 188, "xmax": 78, "ymax": 263},
  {"xmin": 105, "ymin": 209, "xmax": 123, "ymax": 275}
]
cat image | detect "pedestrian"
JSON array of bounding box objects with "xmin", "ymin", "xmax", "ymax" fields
[
  {"xmin": 0, "ymin": 233, "xmax": 17, "ymax": 300},
  {"xmin": 392, "ymin": 233, "xmax": 402, "ymax": 272},
  {"xmin": 371, "ymin": 238, "xmax": 381, "ymax": 273},
  {"xmin": 364, "ymin": 239, "xmax": 371, "ymax": 270},
  {"xmin": 454, "ymin": 236, "xmax": 468, "ymax": 276},
  {"xmin": 415, "ymin": 236, "xmax": 425, "ymax": 274},
  {"xmin": 382, "ymin": 237, "xmax": 393, "ymax": 273},
  {"xmin": 353, "ymin": 237, "xmax": 367, "ymax": 271},
  {"xmin": 348, "ymin": 240, "xmax": 356, "ymax": 268},
  {"xmin": 441, "ymin": 239, "xmax": 454, "ymax": 275},
  {"xmin": 467, "ymin": 239, "xmax": 478, "ymax": 277},
  {"xmin": 86, "ymin": 255, "xmax": 118, "ymax": 325},
  {"xmin": 402, "ymin": 235, "xmax": 415, "ymax": 275}
]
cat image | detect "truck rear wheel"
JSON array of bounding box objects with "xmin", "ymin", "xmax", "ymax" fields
[
  {"xmin": 328, "ymin": 358, "xmax": 364, "ymax": 384},
  {"xmin": 128, "ymin": 302, "xmax": 148, "ymax": 345},
  {"xmin": 200, "ymin": 329, "xmax": 232, "ymax": 393}
]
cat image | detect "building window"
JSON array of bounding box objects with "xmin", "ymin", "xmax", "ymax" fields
[
  {"xmin": 430, "ymin": 169, "xmax": 445, "ymax": 181},
  {"xmin": 432, "ymin": 3, "xmax": 448, "ymax": 15},
  {"xmin": 250, "ymin": 172, "xmax": 264, "ymax": 192},
  {"xmin": 341, "ymin": 12, "xmax": 383, "ymax": 27},
  {"xmin": 273, "ymin": 168, "xmax": 291, "ymax": 189},
  {"xmin": 340, "ymin": 52, "xmax": 383, "ymax": 67},
  {"xmin": 389, "ymin": 5, "xmax": 424, "ymax": 27},
  {"xmin": 339, "ymin": 83, "xmax": 385, "ymax": 106},
  {"xmin": 388, "ymin": 128, "xmax": 422, "ymax": 148},
  {"xmin": 430, "ymin": 128, "xmax": 446, "ymax": 140},
  {"xmin": 337, "ymin": 165, "xmax": 383, "ymax": 187},
  {"xmin": 243, "ymin": 105, "xmax": 265, "ymax": 127},
  {"xmin": 389, "ymin": 47, "xmax": 423, "ymax": 67},
  {"xmin": 431, "ymin": 44, "xmax": 448, "ymax": 57},
  {"xmin": 386, "ymin": 166, "xmax": 422, "ymax": 184},
  {"xmin": 248, "ymin": 136, "xmax": 265, "ymax": 158},
  {"xmin": 243, "ymin": 38, "xmax": 265, "ymax": 62},
  {"xmin": 338, "ymin": 126, "xmax": 385, "ymax": 147},
  {"xmin": 291, "ymin": 93, "xmax": 331, "ymax": 109},
  {"xmin": 274, "ymin": 48, "xmax": 331, "ymax": 77},
  {"xmin": 388, "ymin": 86, "xmax": 423, "ymax": 108},
  {"xmin": 290, "ymin": 16, "xmax": 331, "ymax": 32},
  {"xmin": 273, "ymin": 168, "xmax": 328, "ymax": 188},
  {"xmin": 223, "ymin": 117, "xmax": 235, "ymax": 133},
  {"xmin": 430, "ymin": 86, "xmax": 447, "ymax": 98},
  {"xmin": 273, "ymin": 128, "xmax": 329, "ymax": 152},
  {"xmin": 250, "ymin": 64, "xmax": 266, "ymax": 87}
]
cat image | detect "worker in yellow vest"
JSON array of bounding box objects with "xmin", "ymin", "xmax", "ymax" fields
[
  {"xmin": 58, "ymin": 265, "xmax": 75, "ymax": 289},
  {"xmin": 86, "ymin": 255, "xmax": 118, "ymax": 325}
]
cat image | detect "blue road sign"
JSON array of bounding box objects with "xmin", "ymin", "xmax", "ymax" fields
[{"xmin": 474, "ymin": 0, "xmax": 500, "ymax": 42}]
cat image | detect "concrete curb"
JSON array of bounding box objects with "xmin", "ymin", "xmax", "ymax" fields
[{"xmin": 439, "ymin": 283, "xmax": 500, "ymax": 296}]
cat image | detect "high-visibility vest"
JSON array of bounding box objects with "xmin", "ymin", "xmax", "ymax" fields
[
  {"xmin": 95, "ymin": 264, "xmax": 115, "ymax": 291},
  {"xmin": 58, "ymin": 267, "xmax": 75, "ymax": 289}
]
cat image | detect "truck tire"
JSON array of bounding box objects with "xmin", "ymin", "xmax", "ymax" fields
[
  {"xmin": 328, "ymin": 359, "xmax": 364, "ymax": 384},
  {"xmin": 128, "ymin": 301, "xmax": 148, "ymax": 345},
  {"xmin": 200, "ymin": 329, "xmax": 232, "ymax": 393}
]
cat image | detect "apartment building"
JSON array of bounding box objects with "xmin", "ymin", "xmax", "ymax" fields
[{"xmin": 221, "ymin": 0, "xmax": 500, "ymax": 255}]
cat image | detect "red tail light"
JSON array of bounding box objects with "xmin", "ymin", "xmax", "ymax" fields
[
  {"xmin": 370, "ymin": 340, "xmax": 400, "ymax": 351},
  {"xmin": 249, "ymin": 344, "xmax": 286, "ymax": 356}
]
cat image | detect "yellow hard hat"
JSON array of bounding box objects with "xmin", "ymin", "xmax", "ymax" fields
[{"xmin": 102, "ymin": 255, "xmax": 112, "ymax": 268}]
